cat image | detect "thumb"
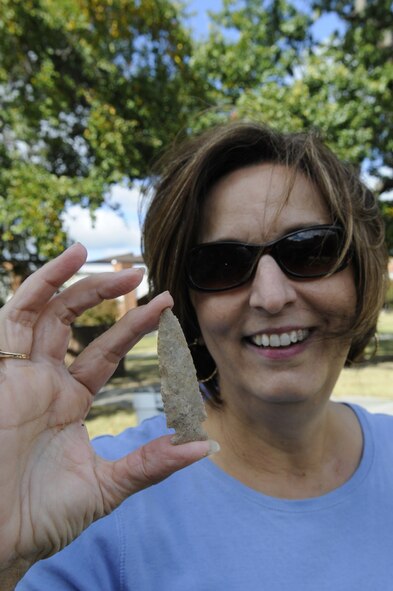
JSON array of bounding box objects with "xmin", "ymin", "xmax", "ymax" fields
[{"xmin": 97, "ymin": 435, "xmax": 220, "ymax": 511}]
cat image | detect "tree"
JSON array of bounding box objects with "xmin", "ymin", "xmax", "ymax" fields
[
  {"xmin": 0, "ymin": 0, "xmax": 206, "ymax": 283},
  {"xmin": 190, "ymin": 0, "xmax": 314, "ymax": 129},
  {"xmin": 311, "ymin": 0, "xmax": 393, "ymax": 251},
  {"xmin": 311, "ymin": 0, "xmax": 393, "ymax": 192},
  {"xmin": 191, "ymin": 0, "xmax": 392, "ymax": 246}
]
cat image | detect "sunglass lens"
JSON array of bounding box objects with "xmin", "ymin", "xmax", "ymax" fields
[
  {"xmin": 188, "ymin": 243, "xmax": 256, "ymax": 290},
  {"xmin": 278, "ymin": 228, "xmax": 342, "ymax": 277}
]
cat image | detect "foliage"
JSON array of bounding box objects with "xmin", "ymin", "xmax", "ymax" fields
[
  {"xmin": 310, "ymin": 0, "xmax": 393, "ymax": 192},
  {"xmin": 380, "ymin": 200, "xmax": 393, "ymax": 255},
  {"xmin": 0, "ymin": 0, "xmax": 206, "ymax": 280},
  {"xmin": 385, "ymin": 280, "xmax": 393, "ymax": 309},
  {"xmin": 190, "ymin": 0, "xmax": 314, "ymax": 129},
  {"xmin": 74, "ymin": 298, "xmax": 118, "ymax": 326},
  {"xmin": 1, "ymin": 0, "xmax": 392, "ymax": 270},
  {"xmin": 191, "ymin": 0, "xmax": 392, "ymax": 242}
]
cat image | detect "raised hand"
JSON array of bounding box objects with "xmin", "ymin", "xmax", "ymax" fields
[{"xmin": 0, "ymin": 244, "xmax": 214, "ymax": 585}]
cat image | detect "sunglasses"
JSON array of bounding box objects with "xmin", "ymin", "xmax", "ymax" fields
[{"xmin": 186, "ymin": 225, "xmax": 351, "ymax": 292}]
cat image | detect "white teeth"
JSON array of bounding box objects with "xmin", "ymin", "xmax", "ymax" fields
[
  {"xmin": 262, "ymin": 334, "xmax": 270, "ymax": 347},
  {"xmin": 251, "ymin": 329, "xmax": 309, "ymax": 348},
  {"xmin": 290, "ymin": 330, "xmax": 298, "ymax": 343},
  {"xmin": 279, "ymin": 333, "xmax": 291, "ymax": 347},
  {"xmin": 269, "ymin": 334, "xmax": 281, "ymax": 347}
]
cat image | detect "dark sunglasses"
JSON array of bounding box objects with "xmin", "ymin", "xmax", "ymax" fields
[{"xmin": 186, "ymin": 225, "xmax": 351, "ymax": 292}]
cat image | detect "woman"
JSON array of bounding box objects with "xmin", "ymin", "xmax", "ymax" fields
[{"xmin": 7, "ymin": 121, "xmax": 391, "ymax": 589}]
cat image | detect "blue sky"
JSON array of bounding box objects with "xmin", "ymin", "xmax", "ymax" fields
[
  {"xmin": 185, "ymin": 0, "xmax": 215, "ymax": 36},
  {"xmin": 184, "ymin": 0, "xmax": 346, "ymax": 41},
  {"xmin": 64, "ymin": 1, "xmax": 345, "ymax": 262}
]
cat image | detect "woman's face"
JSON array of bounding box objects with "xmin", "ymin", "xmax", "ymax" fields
[{"xmin": 191, "ymin": 163, "xmax": 356, "ymax": 412}]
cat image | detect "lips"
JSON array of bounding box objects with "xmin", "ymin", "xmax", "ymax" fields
[{"xmin": 249, "ymin": 328, "xmax": 310, "ymax": 348}]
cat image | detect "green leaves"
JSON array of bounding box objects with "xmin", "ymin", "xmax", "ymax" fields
[
  {"xmin": 0, "ymin": 0, "xmax": 206, "ymax": 276},
  {"xmin": 1, "ymin": 0, "xmax": 392, "ymax": 274},
  {"xmin": 192, "ymin": 0, "xmax": 392, "ymax": 188},
  {"xmin": 189, "ymin": 0, "xmax": 392, "ymax": 250}
]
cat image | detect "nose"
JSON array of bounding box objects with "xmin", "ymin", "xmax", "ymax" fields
[{"xmin": 248, "ymin": 255, "xmax": 297, "ymax": 314}]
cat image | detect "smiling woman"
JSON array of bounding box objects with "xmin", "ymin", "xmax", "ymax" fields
[
  {"xmin": 189, "ymin": 162, "xmax": 357, "ymax": 415},
  {"xmin": 11, "ymin": 121, "xmax": 391, "ymax": 591},
  {"xmin": 144, "ymin": 123, "xmax": 387, "ymax": 399}
]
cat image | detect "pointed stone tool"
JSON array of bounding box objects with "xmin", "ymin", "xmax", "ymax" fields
[{"xmin": 158, "ymin": 308, "xmax": 208, "ymax": 444}]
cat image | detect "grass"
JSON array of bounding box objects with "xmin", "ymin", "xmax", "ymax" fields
[
  {"xmin": 333, "ymin": 362, "xmax": 393, "ymax": 399},
  {"xmin": 86, "ymin": 410, "xmax": 137, "ymax": 439},
  {"xmin": 131, "ymin": 332, "xmax": 158, "ymax": 353},
  {"xmin": 85, "ymin": 312, "xmax": 393, "ymax": 437},
  {"xmin": 333, "ymin": 310, "xmax": 393, "ymax": 399},
  {"xmin": 86, "ymin": 332, "xmax": 159, "ymax": 437},
  {"xmin": 378, "ymin": 310, "xmax": 393, "ymax": 333}
]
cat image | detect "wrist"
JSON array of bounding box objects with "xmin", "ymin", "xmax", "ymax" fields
[{"xmin": 1, "ymin": 559, "xmax": 33, "ymax": 590}]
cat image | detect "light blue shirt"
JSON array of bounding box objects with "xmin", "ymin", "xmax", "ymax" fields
[{"xmin": 18, "ymin": 405, "xmax": 393, "ymax": 590}]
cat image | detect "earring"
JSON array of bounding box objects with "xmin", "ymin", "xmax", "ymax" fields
[
  {"xmin": 188, "ymin": 337, "xmax": 218, "ymax": 383},
  {"xmin": 189, "ymin": 337, "xmax": 204, "ymax": 347},
  {"xmin": 199, "ymin": 367, "xmax": 218, "ymax": 383}
]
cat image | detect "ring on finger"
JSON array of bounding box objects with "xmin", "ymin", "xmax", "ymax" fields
[{"xmin": 0, "ymin": 350, "xmax": 30, "ymax": 360}]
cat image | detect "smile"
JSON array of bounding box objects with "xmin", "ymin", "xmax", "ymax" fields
[{"xmin": 249, "ymin": 329, "xmax": 310, "ymax": 348}]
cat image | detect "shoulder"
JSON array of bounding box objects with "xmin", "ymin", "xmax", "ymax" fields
[
  {"xmin": 92, "ymin": 415, "xmax": 172, "ymax": 460},
  {"xmin": 350, "ymin": 403, "xmax": 393, "ymax": 453},
  {"xmin": 351, "ymin": 403, "xmax": 393, "ymax": 430}
]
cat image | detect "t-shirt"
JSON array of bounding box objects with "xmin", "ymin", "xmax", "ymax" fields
[{"xmin": 17, "ymin": 404, "xmax": 393, "ymax": 590}]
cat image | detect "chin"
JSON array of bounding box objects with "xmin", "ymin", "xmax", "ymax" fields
[
  {"xmin": 249, "ymin": 383, "xmax": 320, "ymax": 406},
  {"xmin": 260, "ymin": 392, "xmax": 312, "ymax": 405}
]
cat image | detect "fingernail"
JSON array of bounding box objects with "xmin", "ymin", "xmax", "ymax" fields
[
  {"xmin": 206, "ymin": 440, "xmax": 220, "ymax": 456},
  {"xmin": 119, "ymin": 267, "xmax": 144, "ymax": 276},
  {"xmin": 66, "ymin": 242, "xmax": 83, "ymax": 252},
  {"xmin": 154, "ymin": 291, "xmax": 174, "ymax": 306},
  {"xmin": 157, "ymin": 291, "xmax": 172, "ymax": 299}
]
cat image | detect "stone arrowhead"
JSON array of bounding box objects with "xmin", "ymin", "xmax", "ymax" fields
[{"xmin": 158, "ymin": 308, "xmax": 208, "ymax": 444}]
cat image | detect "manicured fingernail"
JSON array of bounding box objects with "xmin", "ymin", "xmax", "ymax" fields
[
  {"xmin": 154, "ymin": 291, "xmax": 174, "ymax": 306},
  {"xmin": 206, "ymin": 440, "xmax": 220, "ymax": 456},
  {"xmin": 67, "ymin": 242, "xmax": 82, "ymax": 251},
  {"xmin": 120, "ymin": 267, "xmax": 144, "ymax": 276},
  {"xmin": 157, "ymin": 291, "xmax": 171, "ymax": 299}
]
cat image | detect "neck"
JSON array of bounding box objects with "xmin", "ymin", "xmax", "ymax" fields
[{"xmin": 205, "ymin": 398, "xmax": 362, "ymax": 499}]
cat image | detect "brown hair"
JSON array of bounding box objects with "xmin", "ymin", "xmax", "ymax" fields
[{"xmin": 142, "ymin": 121, "xmax": 388, "ymax": 403}]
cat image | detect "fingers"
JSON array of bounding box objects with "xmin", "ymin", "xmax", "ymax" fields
[
  {"xmin": 68, "ymin": 291, "xmax": 173, "ymax": 394},
  {"xmin": 48, "ymin": 267, "xmax": 145, "ymax": 326},
  {"xmin": 4, "ymin": 243, "xmax": 87, "ymax": 317},
  {"xmin": 97, "ymin": 435, "xmax": 220, "ymax": 511},
  {"xmin": 31, "ymin": 267, "xmax": 145, "ymax": 362},
  {"xmin": 0, "ymin": 244, "xmax": 87, "ymax": 353}
]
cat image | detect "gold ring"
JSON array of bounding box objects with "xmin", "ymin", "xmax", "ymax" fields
[{"xmin": 0, "ymin": 350, "xmax": 30, "ymax": 360}]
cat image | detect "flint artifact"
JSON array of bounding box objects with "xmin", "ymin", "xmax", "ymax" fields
[{"xmin": 158, "ymin": 308, "xmax": 208, "ymax": 444}]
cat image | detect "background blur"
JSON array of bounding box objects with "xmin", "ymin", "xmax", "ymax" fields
[{"xmin": 1, "ymin": 0, "xmax": 392, "ymax": 433}]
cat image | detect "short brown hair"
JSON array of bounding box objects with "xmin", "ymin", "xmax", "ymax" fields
[{"xmin": 142, "ymin": 121, "xmax": 388, "ymax": 402}]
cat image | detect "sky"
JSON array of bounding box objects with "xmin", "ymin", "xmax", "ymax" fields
[{"xmin": 63, "ymin": 0, "xmax": 345, "ymax": 264}]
